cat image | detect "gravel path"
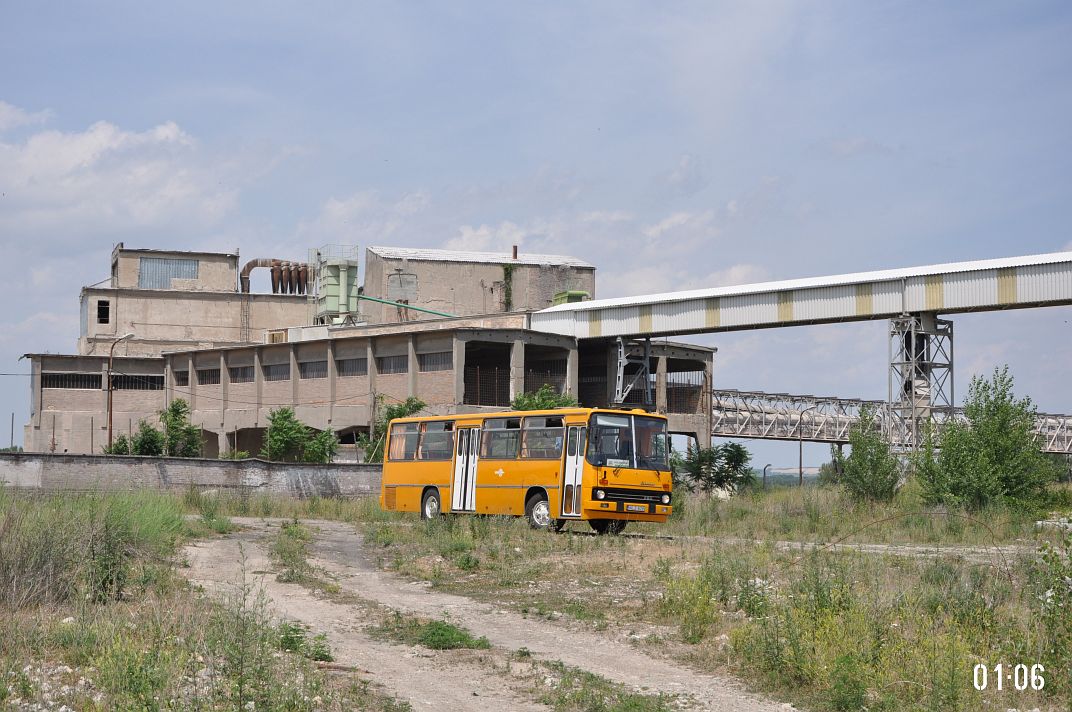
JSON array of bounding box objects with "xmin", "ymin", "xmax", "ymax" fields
[{"xmin": 183, "ymin": 517, "xmax": 793, "ymax": 712}]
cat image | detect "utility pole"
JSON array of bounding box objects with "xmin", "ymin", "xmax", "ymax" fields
[{"xmin": 107, "ymin": 333, "xmax": 135, "ymax": 449}]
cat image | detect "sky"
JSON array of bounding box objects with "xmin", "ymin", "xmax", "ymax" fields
[{"xmin": 1, "ymin": 1, "xmax": 1070, "ymax": 465}]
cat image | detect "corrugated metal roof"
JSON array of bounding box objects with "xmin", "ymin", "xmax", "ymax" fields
[
  {"xmin": 367, "ymin": 245, "xmax": 594, "ymax": 269},
  {"xmin": 537, "ymin": 251, "xmax": 1072, "ymax": 313}
]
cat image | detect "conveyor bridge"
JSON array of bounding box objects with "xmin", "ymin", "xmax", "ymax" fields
[{"xmin": 711, "ymin": 388, "xmax": 1072, "ymax": 454}]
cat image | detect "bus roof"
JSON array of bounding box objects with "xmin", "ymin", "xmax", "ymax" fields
[{"xmin": 388, "ymin": 407, "xmax": 668, "ymax": 424}]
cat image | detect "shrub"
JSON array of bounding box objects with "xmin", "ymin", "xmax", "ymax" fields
[
  {"xmin": 511, "ymin": 383, "xmax": 578, "ymax": 410},
  {"xmin": 835, "ymin": 406, "xmax": 900, "ymax": 502},
  {"xmin": 916, "ymin": 366, "xmax": 1059, "ymax": 510},
  {"xmin": 678, "ymin": 442, "xmax": 754, "ymax": 492},
  {"xmin": 160, "ymin": 399, "xmax": 201, "ymax": 457}
]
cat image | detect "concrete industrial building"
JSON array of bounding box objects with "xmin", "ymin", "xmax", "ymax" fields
[{"xmin": 25, "ymin": 244, "xmax": 712, "ymax": 456}]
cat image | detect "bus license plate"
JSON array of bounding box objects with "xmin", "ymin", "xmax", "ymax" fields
[{"xmin": 625, "ymin": 504, "xmax": 646, "ymax": 512}]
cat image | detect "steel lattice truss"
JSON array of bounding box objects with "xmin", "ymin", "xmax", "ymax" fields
[{"xmin": 711, "ymin": 389, "xmax": 1072, "ymax": 454}]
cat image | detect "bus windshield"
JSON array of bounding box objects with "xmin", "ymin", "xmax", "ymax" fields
[{"xmin": 586, "ymin": 413, "xmax": 668, "ymax": 471}]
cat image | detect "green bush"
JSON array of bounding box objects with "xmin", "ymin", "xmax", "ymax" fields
[
  {"xmin": 915, "ymin": 366, "xmax": 1059, "ymax": 510},
  {"xmin": 161, "ymin": 399, "xmax": 201, "ymax": 457},
  {"xmin": 835, "ymin": 405, "xmax": 900, "ymax": 502},
  {"xmin": 677, "ymin": 442, "xmax": 754, "ymax": 492},
  {"xmin": 511, "ymin": 383, "xmax": 578, "ymax": 410},
  {"xmin": 260, "ymin": 407, "xmax": 339, "ymax": 463}
]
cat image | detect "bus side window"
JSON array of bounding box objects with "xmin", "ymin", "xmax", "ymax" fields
[
  {"xmin": 521, "ymin": 416, "xmax": 564, "ymax": 459},
  {"xmin": 388, "ymin": 422, "xmax": 420, "ymax": 461},
  {"xmin": 418, "ymin": 421, "xmax": 454, "ymax": 460},
  {"xmin": 481, "ymin": 417, "xmax": 520, "ymax": 459}
]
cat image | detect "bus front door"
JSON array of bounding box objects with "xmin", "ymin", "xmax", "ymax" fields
[
  {"xmin": 451, "ymin": 427, "xmax": 479, "ymax": 512},
  {"xmin": 560, "ymin": 426, "xmax": 585, "ymax": 518}
]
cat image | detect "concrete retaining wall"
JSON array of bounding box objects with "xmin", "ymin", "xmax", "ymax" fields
[{"xmin": 0, "ymin": 453, "xmax": 381, "ymax": 498}]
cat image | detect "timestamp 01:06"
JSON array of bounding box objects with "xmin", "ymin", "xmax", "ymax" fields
[{"xmin": 973, "ymin": 664, "xmax": 1045, "ymax": 691}]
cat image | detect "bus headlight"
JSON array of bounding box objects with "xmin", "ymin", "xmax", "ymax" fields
[
  {"xmin": 661, "ymin": 494, "xmax": 671, "ymax": 505},
  {"xmin": 594, "ymin": 489, "xmax": 605, "ymax": 500}
]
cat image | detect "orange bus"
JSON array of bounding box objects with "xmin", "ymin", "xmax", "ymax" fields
[{"xmin": 379, "ymin": 407, "xmax": 673, "ymax": 533}]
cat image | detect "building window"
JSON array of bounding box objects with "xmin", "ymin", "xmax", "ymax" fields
[
  {"xmin": 263, "ymin": 363, "xmax": 290, "ymax": 382},
  {"xmin": 112, "ymin": 374, "xmax": 164, "ymax": 391},
  {"xmin": 174, "ymin": 370, "xmax": 189, "ymax": 387},
  {"xmin": 418, "ymin": 351, "xmax": 452, "ymax": 372},
  {"xmin": 336, "ymin": 357, "xmax": 368, "ymax": 377},
  {"xmin": 376, "ymin": 355, "xmax": 408, "ymax": 374},
  {"xmin": 96, "ymin": 300, "xmax": 110, "ymax": 324},
  {"xmin": 138, "ymin": 257, "xmax": 199, "ymax": 289},
  {"xmin": 42, "ymin": 373, "xmax": 102, "ymax": 390},
  {"xmin": 299, "ymin": 360, "xmax": 328, "ymax": 379},
  {"xmin": 196, "ymin": 368, "xmax": 221, "ymax": 385},
  {"xmin": 229, "ymin": 366, "xmax": 254, "ymax": 383}
]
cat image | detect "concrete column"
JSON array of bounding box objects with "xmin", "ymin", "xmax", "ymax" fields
[
  {"xmin": 327, "ymin": 340, "xmax": 337, "ymax": 425},
  {"xmin": 253, "ymin": 348, "xmax": 263, "ymax": 425},
  {"xmin": 188, "ymin": 354, "xmax": 196, "ymax": 411},
  {"xmin": 290, "ymin": 344, "xmax": 299, "ymax": 405},
  {"xmin": 407, "ymin": 335, "xmax": 418, "ymax": 398},
  {"xmin": 219, "ymin": 352, "xmax": 228, "ymax": 427},
  {"xmin": 565, "ymin": 346, "xmax": 579, "ymax": 399},
  {"xmin": 453, "ymin": 337, "xmax": 467, "ymax": 405},
  {"xmin": 655, "ymin": 356, "xmax": 668, "ymax": 413},
  {"xmin": 509, "ymin": 339, "xmax": 525, "ymax": 400},
  {"xmin": 101, "ymin": 359, "xmax": 110, "ymax": 416},
  {"xmin": 367, "ymin": 339, "xmax": 378, "ymax": 409},
  {"xmin": 31, "ymin": 359, "xmax": 42, "ymax": 427},
  {"xmin": 164, "ymin": 357, "xmax": 173, "ymax": 409}
]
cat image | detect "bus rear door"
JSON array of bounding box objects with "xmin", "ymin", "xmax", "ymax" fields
[{"xmin": 451, "ymin": 427, "xmax": 479, "ymax": 512}]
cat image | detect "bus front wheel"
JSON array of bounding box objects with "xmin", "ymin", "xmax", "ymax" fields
[
  {"xmin": 589, "ymin": 519, "xmax": 627, "ymax": 535},
  {"xmin": 421, "ymin": 489, "xmax": 442, "ymax": 520},
  {"xmin": 525, "ymin": 492, "xmax": 552, "ymax": 530}
]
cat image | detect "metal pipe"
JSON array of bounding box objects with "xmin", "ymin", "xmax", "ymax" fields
[
  {"xmin": 107, "ymin": 332, "xmax": 134, "ymax": 449},
  {"xmin": 356, "ymin": 294, "xmax": 456, "ymax": 318},
  {"xmin": 239, "ymin": 258, "xmax": 277, "ymax": 293}
]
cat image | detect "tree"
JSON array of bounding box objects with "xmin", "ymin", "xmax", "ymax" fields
[
  {"xmin": 302, "ymin": 428, "xmax": 339, "ymax": 464},
  {"xmin": 102, "ymin": 434, "xmax": 133, "ymax": 455},
  {"xmin": 356, "ymin": 396, "xmax": 426, "ymax": 463},
  {"xmin": 511, "ymin": 384, "xmax": 578, "ymax": 411},
  {"xmin": 160, "ymin": 399, "xmax": 201, "ymax": 457},
  {"xmin": 835, "ymin": 406, "xmax": 900, "ymax": 502},
  {"xmin": 260, "ymin": 407, "xmax": 310, "ymax": 462},
  {"xmin": 679, "ymin": 442, "xmax": 754, "ymax": 492},
  {"xmin": 915, "ymin": 366, "xmax": 1059, "ymax": 510},
  {"xmin": 131, "ymin": 420, "xmax": 165, "ymax": 456}
]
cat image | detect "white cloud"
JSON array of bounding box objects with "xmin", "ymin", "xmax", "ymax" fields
[
  {"xmin": 662, "ymin": 153, "xmax": 708, "ymax": 196},
  {"xmin": 296, "ymin": 190, "xmax": 431, "ymax": 247},
  {"xmin": 0, "ymin": 101, "xmax": 52, "ymax": 132},
  {"xmin": 0, "ymin": 108, "xmax": 238, "ymax": 240}
]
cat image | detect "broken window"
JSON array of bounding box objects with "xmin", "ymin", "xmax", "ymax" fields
[{"xmin": 97, "ymin": 300, "xmax": 110, "ymax": 324}]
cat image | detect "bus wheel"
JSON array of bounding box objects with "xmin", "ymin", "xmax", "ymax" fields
[
  {"xmin": 421, "ymin": 489, "xmax": 442, "ymax": 520},
  {"xmin": 589, "ymin": 519, "xmax": 627, "ymax": 535},
  {"xmin": 525, "ymin": 493, "xmax": 552, "ymax": 530}
]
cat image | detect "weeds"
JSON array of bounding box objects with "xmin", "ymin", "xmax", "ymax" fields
[
  {"xmin": 371, "ymin": 612, "xmax": 490, "ymax": 650},
  {"xmin": 532, "ymin": 660, "xmax": 674, "ymax": 712}
]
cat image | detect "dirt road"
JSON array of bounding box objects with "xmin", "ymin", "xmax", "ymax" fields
[{"xmin": 182, "ymin": 518, "xmax": 792, "ymax": 712}]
